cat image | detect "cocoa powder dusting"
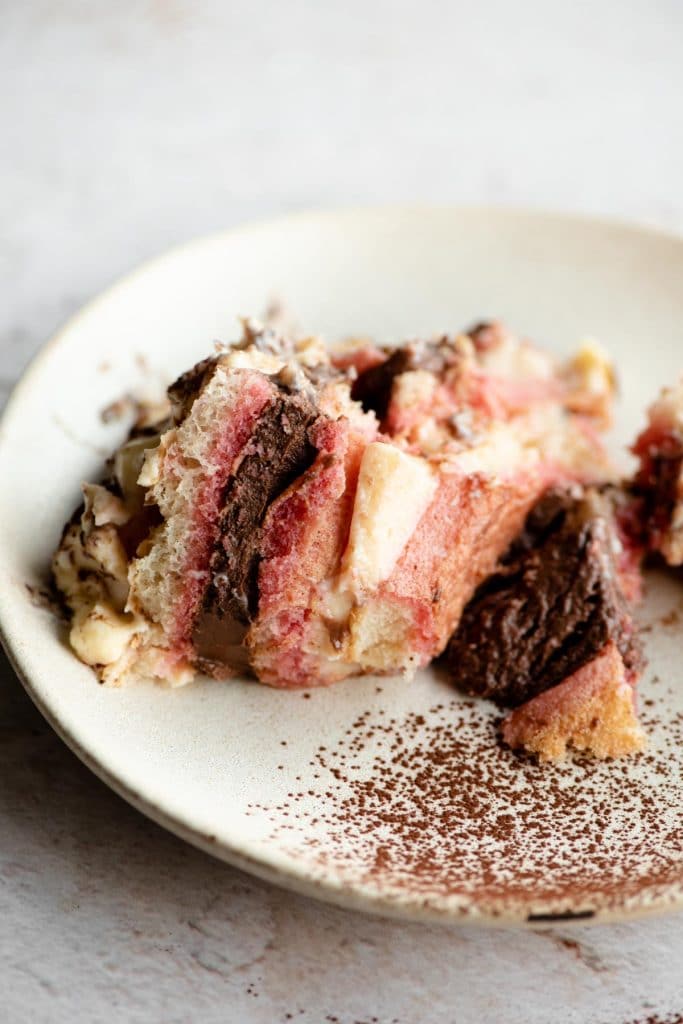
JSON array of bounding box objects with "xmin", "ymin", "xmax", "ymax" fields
[{"xmin": 250, "ymin": 680, "xmax": 683, "ymax": 917}]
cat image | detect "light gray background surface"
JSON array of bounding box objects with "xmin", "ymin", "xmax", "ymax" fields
[{"xmin": 2, "ymin": 2, "xmax": 683, "ymax": 1022}]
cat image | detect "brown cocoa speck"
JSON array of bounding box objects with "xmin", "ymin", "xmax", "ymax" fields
[{"xmin": 261, "ymin": 685, "xmax": 683, "ymax": 914}]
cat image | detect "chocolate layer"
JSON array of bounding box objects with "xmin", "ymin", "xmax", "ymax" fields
[
  {"xmin": 351, "ymin": 337, "xmax": 461, "ymax": 419},
  {"xmin": 446, "ymin": 487, "xmax": 642, "ymax": 707},
  {"xmin": 192, "ymin": 612, "xmax": 252, "ymax": 677},
  {"xmin": 192, "ymin": 389, "xmax": 319, "ymax": 670}
]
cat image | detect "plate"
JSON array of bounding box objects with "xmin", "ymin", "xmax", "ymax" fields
[{"xmin": 2, "ymin": 206, "xmax": 683, "ymax": 925}]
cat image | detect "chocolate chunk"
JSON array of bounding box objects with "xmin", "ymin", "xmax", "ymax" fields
[
  {"xmin": 192, "ymin": 610, "xmax": 252, "ymax": 677},
  {"xmin": 465, "ymin": 320, "xmax": 507, "ymax": 353},
  {"xmin": 446, "ymin": 488, "xmax": 642, "ymax": 707},
  {"xmin": 351, "ymin": 337, "xmax": 461, "ymax": 418},
  {"xmin": 633, "ymin": 436, "xmax": 683, "ymax": 550},
  {"xmin": 192, "ymin": 390, "xmax": 319, "ymax": 667},
  {"xmin": 168, "ymin": 356, "xmax": 219, "ymax": 422}
]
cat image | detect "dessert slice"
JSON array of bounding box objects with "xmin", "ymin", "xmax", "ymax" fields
[
  {"xmin": 54, "ymin": 322, "xmax": 375, "ymax": 686},
  {"xmin": 632, "ymin": 379, "xmax": 683, "ymax": 565},
  {"xmin": 446, "ymin": 485, "xmax": 646, "ymax": 761},
  {"xmin": 501, "ymin": 642, "xmax": 646, "ymax": 762},
  {"xmin": 53, "ymin": 320, "xmax": 616, "ymax": 689}
]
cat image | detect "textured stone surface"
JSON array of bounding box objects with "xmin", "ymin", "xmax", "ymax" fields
[{"xmin": 2, "ymin": 2, "xmax": 683, "ymax": 1021}]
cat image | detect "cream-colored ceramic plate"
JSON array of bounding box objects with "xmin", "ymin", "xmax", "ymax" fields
[{"xmin": 2, "ymin": 207, "xmax": 683, "ymax": 926}]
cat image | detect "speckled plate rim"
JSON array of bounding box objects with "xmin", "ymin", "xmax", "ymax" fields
[{"xmin": 2, "ymin": 204, "xmax": 683, "ymax": 928}]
